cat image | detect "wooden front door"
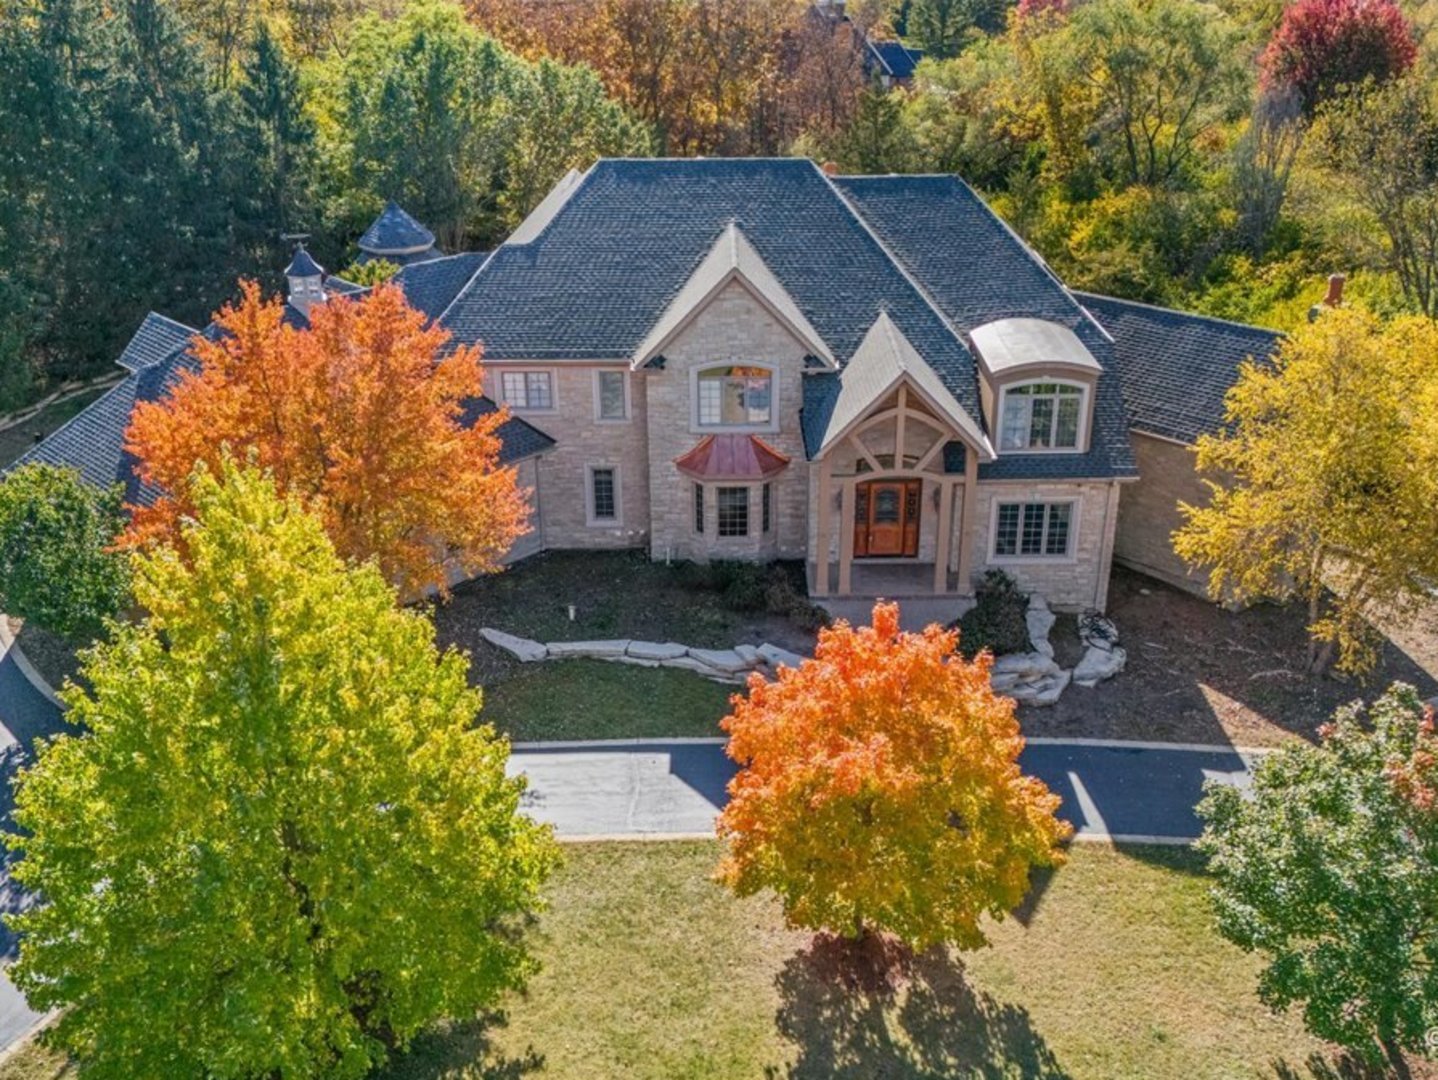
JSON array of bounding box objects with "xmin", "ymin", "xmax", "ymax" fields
[{"xmin": 854, "ymin": 480, "xmax": 921, "ymax": 558}]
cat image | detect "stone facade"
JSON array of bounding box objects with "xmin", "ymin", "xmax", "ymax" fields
[
  {"xmin": 1112, "ymin": 432, "xmax": 1210, "ymax": 594},
  {"xmin": 967, "ymin": 480, "xmax": 1123, "ymax": 610},
  {"xmin": 495, "ymin": 363, "xmax": 651, "ymax": 551},
  {"xmin": 489, "ymin": 282, "xmax": 1132, "ymax": 613},
  {"xmin": 642, "ymin": 279, "xmax": 812, "ymax": 563}
]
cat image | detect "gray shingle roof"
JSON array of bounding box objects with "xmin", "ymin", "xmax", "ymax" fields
[
  {"xmin": 444, "ymin": 160, "xmax": 982, "ymax": 414},
  {"xmin": 359, "ymin": 201, "xmax": 437, "ymax": 260},
  {"xmin": 461, "ymin": 397, "xmax": 556, "ymax": 463},
  {"xmin": 116, "ymin": 313, "xmax": 196, "ymax": 372},
  {"xmin": 393, "ymin": 252, "xmax": 488, "ymax": 324},
  {"xmin": 829, "ymin": 174, "xmax": 1136, "ymax": 480},
  {"xmin": 15, "ymin": 349, "xmax": 198, "ymax": 505},
  {"xmin": 1076, "ymin": 292, "xmax": 1280, "ymax": 444},
  {"xmin": 285, "ymin": 246, "xmax": 323, "ymax": 278},
  {"xmin": 867, "ymin": 39, "xmax": 922, "ymax": 79}
]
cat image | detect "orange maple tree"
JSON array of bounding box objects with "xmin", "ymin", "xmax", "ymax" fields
[
  {"xmin": 718, "ymin": 602, "xmax": 1071, "ymax": 950},
  {"xmin": 124, "ymin": 281, "xmax": 528, "ymax": 597}
]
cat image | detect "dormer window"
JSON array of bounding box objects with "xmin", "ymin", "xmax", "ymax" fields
[
  {"xmin": 999, "ymin": 382, "xmax": 1085, "ymax": 451},
  {"xmin": 696, "ymin": 365, "xmax": 773, "ymax": 428}
]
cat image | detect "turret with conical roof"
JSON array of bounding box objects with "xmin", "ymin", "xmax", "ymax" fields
[
  {"xmin": 285, "ymin": 243, "xmax": 326, "ymax": 318},
  {"xmin": 357, "ymin": 201, "xmax": 439, "ymax": 265}
]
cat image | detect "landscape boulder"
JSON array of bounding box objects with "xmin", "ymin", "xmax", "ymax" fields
[
  {"xmin": 547, "ymin": 639, "xmax": 630, "ymax": 659},
  {"xmin": 626, "ymin": 640, "xmax": 689, "ymax": 662},
  {"xmin": 479, "ymin": 628, "xmax": 547, "ymax": 663},
  {"xmin": 1073, "ymin": 645, "xmax": 1127, "ymax": 688}
]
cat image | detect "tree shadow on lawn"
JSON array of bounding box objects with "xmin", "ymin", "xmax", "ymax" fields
[
  {"xmin": 770, "ymin": 934, "xmax": 1069, "ymax": 1079},
  {"xmin": 1268, "ymin": 1050, "xmax": 1436, "ymax": 1079},
  {"xmin": 376, "ymin": 1009, "xmax": 544, "ymax": 1080}
]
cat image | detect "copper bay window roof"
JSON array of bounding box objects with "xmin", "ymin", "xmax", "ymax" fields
[{"xmin": 674, "ymin": 434, "xmax": 791, "ymax": 481}]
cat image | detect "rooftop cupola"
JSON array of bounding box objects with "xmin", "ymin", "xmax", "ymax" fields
[
  {"xmin": 285, "ymin": 243, "xmax": 326, "ymax": 319},
  {"xmin": 357, "ymin": 200, "xmax": 438, "ymax": 265}
]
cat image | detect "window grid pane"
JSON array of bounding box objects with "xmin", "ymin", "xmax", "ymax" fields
[
  {"xmin": 717, "ymin": 487, "xmax": 748, "ymax": 537},
  {"xmin": 995, "ymin": 501, "xmax": 1072, "ymax": 558},
  {"xmin": 1020, "ymin": 503, "xmax": 1045, "ymax": 555},
  {"xmin": 525, "ymin": 372, "xmax": 552, "ymax": 409},
  {"xmin": 501, "ymin": 372, "xmax": 526, "ymax": 407},
  {"xmin": 693, "ymin": 484, "xmax": 704, "ymax": 534},
  {"xmin": 762, "ymin": 483, "xmax": 772, "ymax": 534},
  {"xmin": 1003, "ymin": 384, "xmax": 1082, "ymax": 449},
  {"xmin": 591, "ymin": 468, "xmax": 616, "ymax": 521},
  {"xmin": 598, "ymin": 372, "xmax": 626, "ymax": 419},
  {"xmin": 1045, "ymin": 503, "xmax": 1072, "ymax": 556},
  {"xmin": 698, "ymin": 368, "xmax": 772, "ymax": 427},
  {"xmin": 995, "ymin": 504, "xmax": 1020, "ymax": 555}
]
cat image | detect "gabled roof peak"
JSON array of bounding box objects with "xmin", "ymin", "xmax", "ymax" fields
[{"xmin": 630, "ymin": 220, "xmax": 835, "ymax": 368}]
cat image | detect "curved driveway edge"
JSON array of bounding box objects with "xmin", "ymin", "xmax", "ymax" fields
[{"xmin": 507, "ymin": 738, "xmax": 1259, "ymax": 845}]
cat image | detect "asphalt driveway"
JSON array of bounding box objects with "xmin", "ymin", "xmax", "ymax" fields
[{"xmin": 507, "ymin": 737, "xmax": 1259, "ymax": 843}]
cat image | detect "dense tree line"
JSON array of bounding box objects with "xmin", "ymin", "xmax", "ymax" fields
[{"xmin": 0, "ymin": 0, "xmax": 649, "ymax": 409}]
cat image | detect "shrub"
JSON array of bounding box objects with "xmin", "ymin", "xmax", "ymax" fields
[
  {"xmin": 955, "ymin": 569, "xmax": 1032, "ymax": 659},
  {"xmin": 1260, "ymin": 0, "xmax": 1416, "ymax": 115}
]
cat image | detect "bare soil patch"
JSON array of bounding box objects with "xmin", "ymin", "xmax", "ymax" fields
[{"xmin": 1020, "ymin": 567, "xmax": 1438, "ymax": 748}]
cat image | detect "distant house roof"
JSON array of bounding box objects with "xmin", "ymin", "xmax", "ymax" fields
[
  {"xmin": 674, "ymin": 433, "xmax": 790, "ymax": 481},
  {"xmin": 358, "ymin": 201, "xmax": 438, "ymax": 265},
  {"xmin": 116, "ymin": 313, "xmax": 196, "ymax": 373},
  {"xmin": 1075, "ymin": 293, "xmax": 1281, "ymax": 444},
  {"xmin": 866, "ymin": 38, "xmax": 922, "ymax": 80}
]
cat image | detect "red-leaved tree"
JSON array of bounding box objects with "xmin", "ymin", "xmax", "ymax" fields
[
  {"xmin": 1260, "ymin": 0, "xmax": 1416, "ymax": 115},
  {"xmin": 717, "ymin": 602, "xmax": 1071, "ymax": 952},
  {"xmin": 125, "ymin": 281, "xmax": 529, "ymax": 597}
]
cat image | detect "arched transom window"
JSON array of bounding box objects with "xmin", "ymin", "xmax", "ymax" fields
[
  {"xmin": 696, "ymin": 365, "xmax": 773, "ymax": 427},
  {"xmin": 999, "ymin": 381, "xmax": 1085, "ymax": 451}
]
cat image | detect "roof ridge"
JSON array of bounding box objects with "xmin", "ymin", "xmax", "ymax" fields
[
  {"xmin": 1074, "ymin": 290, "xmax": 1283, "ymax": 336},
  {"xmin": 817, "ymin": 166, "xmax": 980, "ymax": 366},
  {"xmin": 141, "ymin": 311, "xmax": 200, "ymax": 336}
]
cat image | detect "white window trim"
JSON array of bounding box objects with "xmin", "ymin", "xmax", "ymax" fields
[
  {"xmin": 987, "ymin": 496, "xmax": 1080, "ymax": 563},
  {"xmin": 996, "ymin": 379, "xmax": 1089, "ymax": 454},
  {"xmin": 592, "ymin": 368, "xmax": 631, "ymax": 423},
  {"xmin": 498, "ymin": 367, "xmax": 558, "ymax": 414},
  {"xmin": 585, "ymin": 464, "xmax": 622, "ymax": 527},
  {"xmin": 689, "ymin": 362, "xmax": 780, "ymax": 435}
]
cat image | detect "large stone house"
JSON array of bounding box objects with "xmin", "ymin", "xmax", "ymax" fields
[{"xmin": 18, "ymin": 158, "xmax": 1278, "ymax": 611}]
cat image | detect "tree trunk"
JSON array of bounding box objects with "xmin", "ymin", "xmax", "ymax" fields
[{"xmin": 1381, "ymin": 1035, "xmax": 1413, "ymax": 1080}]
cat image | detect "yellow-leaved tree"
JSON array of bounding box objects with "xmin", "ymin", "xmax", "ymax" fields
[
  {"xmin": 717, "ymin": 602, "xmax": 1070, "ymax": 953},
  {"xmin": 1174, "ymin": 305, "xmax": 1438, "ymax": 674}
]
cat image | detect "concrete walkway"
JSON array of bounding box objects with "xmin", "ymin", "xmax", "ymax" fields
[{"xmin": 508, "ymin": 737, "xmax": 1259, "ymax": 844}]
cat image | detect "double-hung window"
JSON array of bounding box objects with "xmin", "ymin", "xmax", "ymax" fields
[
  {"xmin": 1000, "ymin": 383, "xmax": 1083, "ymax": 450},
  {"xmin": 717, "ymin": 487, "xmax": 749, "ymax": 537},
  {"xmin": 501, "ymin": 370, "xmax": 554, "ymax": 411},
  {"xmin": 697, "ymin": 366, "xmax": 772, "ymax": 427},
  {"xmin": 993, "ymin": 502, "xmax": 1073, "ymax": 558}
]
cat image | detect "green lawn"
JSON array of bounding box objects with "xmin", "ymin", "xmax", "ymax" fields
[
  {"xmin": 481, "ymin": 659, "xmax": 736, "ymax": 741},
  {"xmin": 0, "ymin": 842, "xmax": 1371, "ymax": 1079}
]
